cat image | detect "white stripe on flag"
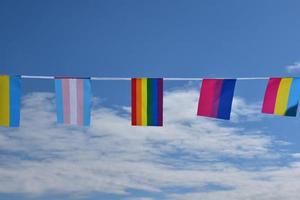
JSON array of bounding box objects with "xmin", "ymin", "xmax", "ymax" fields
[{"xmin": 69, "ymin": 79, "xmax": 78, "ymax": 125}]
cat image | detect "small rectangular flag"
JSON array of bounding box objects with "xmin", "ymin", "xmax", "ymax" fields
[
  {"xmin": 55, "ymin": 78, "xmax": 91, "ymax": 126},
  {"xmin": 0, "ymin": 75, "xmax": 21, "ymax": 127},
  {"xmin": 262, "ymin": 77, "xmax": 300, "ymax": 116},
  {"xmin": 197, "ymin": 79, "xmax": 236, "ymax": 120},
  {"xmin": 131, "ymin": 78, "xmax": 163, "ymax": 126}
]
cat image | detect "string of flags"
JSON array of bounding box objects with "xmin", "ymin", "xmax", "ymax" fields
[{"xmin": 1, "ymin": 74, "xmax": 300, "ymax": 128}]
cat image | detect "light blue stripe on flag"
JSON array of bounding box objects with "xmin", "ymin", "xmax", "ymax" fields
[
  {"xmin": 55, "ymin": 79, "xmax": 64, "ymax": 123},
  {"xmin": 83, "ymin": 79, "xmax": 91, "ymax": 126},
  {"xmin": 286, "ymin": 78, "xmax": 300, "ymax": 116},
  {"xmin": 9, "ymin": 75, "xmax": 21, "ymax": 127}
]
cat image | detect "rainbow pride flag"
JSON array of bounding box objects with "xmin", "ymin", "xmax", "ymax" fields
[
  {"xmin": 131, "ymin": 78, "xmax": 163, "ymax": 126},
  {"xmin": 262, "ymin": 77, "xmax": 300, "ymax": 116},
  {"xmin": 0, "ymin": 75, "xmax": 21, "ymax": 127},
  {"xmin": 55, "ymin": 78, "xmax": 91, "ymax": 126},
  {"xmin": 197, "ymin": 79, "xmax": 236, "ymax": 120}
]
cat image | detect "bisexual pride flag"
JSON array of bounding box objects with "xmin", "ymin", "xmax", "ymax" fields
[
  {"xmin": 262, "ymin": 77, "xmax": 300, "ymax": 117},
  {"xmin": 0, "ymin": 75, "xmax": 21, "ymax": 127},
  {"xmin": 197, "ymin": 79, "xmax": 236, "ymax": 120},
  {"xmin": 131, "ymin": 78, "xmax": 163, "ymax": 126},
  {"xmin": 55, "ymin": 78, "xmax": 91, "ymax": 126}
]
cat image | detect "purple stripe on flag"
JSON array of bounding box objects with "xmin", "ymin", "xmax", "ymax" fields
[
  {"xmin": 157, "ymin": 78, "xmax": 163, "ymax": 126},
  {"xmin": 216, "ymin": 79, "xmax": 236, "ymax": 120}
]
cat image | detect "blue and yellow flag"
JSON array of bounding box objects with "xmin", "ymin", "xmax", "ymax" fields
[{"xmin": 0, "ymin": 75, "xmax": 21, "ymax": 127}]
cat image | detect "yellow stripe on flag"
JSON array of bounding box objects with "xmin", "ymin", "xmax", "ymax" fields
[
  {"xmin": 141, "ymin": 78, "xmax": 148, "ymax": 126},
  {"xmin": 274, "ymin": 78, "xmax": 293, "ymax": 115},
  {"xmin": 0, "ymin": 76, "xmax": 10, "ymax": 126}
]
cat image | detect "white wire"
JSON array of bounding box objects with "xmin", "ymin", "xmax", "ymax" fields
[
  {"xmin": 20, "ymin": 75, "xmax": 270, "ymax": 81},
  {"xmin": 21, "ymin": 75, "xmax": 55, "ymax": 79}
]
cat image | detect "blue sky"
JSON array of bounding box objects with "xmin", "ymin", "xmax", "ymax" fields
[{"xmin": 1, "ymin": 0, "xmax": 300, "ymax": 200}]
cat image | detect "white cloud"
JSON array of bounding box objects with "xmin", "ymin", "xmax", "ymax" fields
[
  {"xmin": 291, "ymin": 153, "xmax": 300, "ymax": 159},
  {"xmin": 231, "ymin": 97, "xmax": 262, "ymax": 122},
  {"xmin": 286, "ymin": 62, "xmax": 300, "ymax": 73},
  {"xmin": 167, "ymin": 162, "xmax": 300, "ymax": 200},
  {"xmin": 0, "ymin": 89, "xmax": 297, "ymax": 199}
]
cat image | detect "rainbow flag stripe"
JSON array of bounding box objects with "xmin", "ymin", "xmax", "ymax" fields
[
  {"xmin": 131, "ymin": 78, "xmax": 163, "ymax": 126},
  {"xmin": 0, "ymin": 75, "xmax": 21, "ymax": 127},
  {"xmin": 55, "ymin": 78, "xmax": 91, "ymax": 126},
  {"xmin": 197, "ymin": 79, "xmax": 236, "ymax": 120},
  {"xmin": 262, "ymin": 77, "xmax": 300, "ymax": 116}
]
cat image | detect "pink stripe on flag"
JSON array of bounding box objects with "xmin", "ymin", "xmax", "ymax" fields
[
  {"xmin": 197, "ymin": 79, "xmax": 223, "ymax": 118},
  {"xmin": 262, "ymin": 78, "xmax": 282, "ymax": 114},
  {"xmin": 62, "ymin": 79, "xmax": 71, "ymax": 124},
  {"xmin": 76, "ymin": 79, "xmax": 83, "ymax": 125}
]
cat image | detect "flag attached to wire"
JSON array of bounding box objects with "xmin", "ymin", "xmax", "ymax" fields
[
  {"xmin": 131, "ymin": 78, "xmax": 163, "ymax": 126},
  {"xmin": 55, "ymin": 78, "xmax": 91, "ymax": 126},
  {"xmin": 0, "ymin": 75, "xmax": 21, "ymax": 127},
  {"xmin": 197, "ymin": 79, "xmax": 236, "ymax": 120},
  {"xmin": 262, "ymin": 77, "xmax": 300, "ymax": 116}
]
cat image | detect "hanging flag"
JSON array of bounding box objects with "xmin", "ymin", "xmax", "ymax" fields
[
  {"xmin": 0, "ymin": 75, "xmax": 21, "ymax": 127},
  {"xmin": 55, "ymin": 78, "xmax": 91, "ymax": 126},
  {"xmin": 131, "ymin": 78, "xmax": 163, "ymax": 126},
  {"xmin": 197, "ymin": 79, "xmax": 236, "ymax": 120},
  {"xmin": 262, "ymin": 77, "xmax": 300, "ymax": 116}
]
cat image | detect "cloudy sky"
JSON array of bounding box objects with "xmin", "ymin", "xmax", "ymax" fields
[{"xmin": 1, "ymin": 0, "xmax": 300, "ymax": 199}]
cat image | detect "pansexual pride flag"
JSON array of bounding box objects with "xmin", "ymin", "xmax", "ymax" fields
[
  {"xmin": 197, "ymin": 79, "xmax": 236, "ymax": 120},
  {"xmin": 0, "ymin": 75, "xmax": 21, "ymax": 127},
  {"xmin": 55, "ymin": 78, "xmax": 91, "ymax": 126},
  {"xmin": 262, "ymin": 77, "xmax": 300, "ymax": 116},
  {"xmin": 131, "ymin": 78, "xmax": 163, "ymax": 126}
]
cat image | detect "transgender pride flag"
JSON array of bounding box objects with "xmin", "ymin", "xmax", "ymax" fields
[{"xmin": 55, "ymin": 78, "xmax": 91, "ymax": 126}]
